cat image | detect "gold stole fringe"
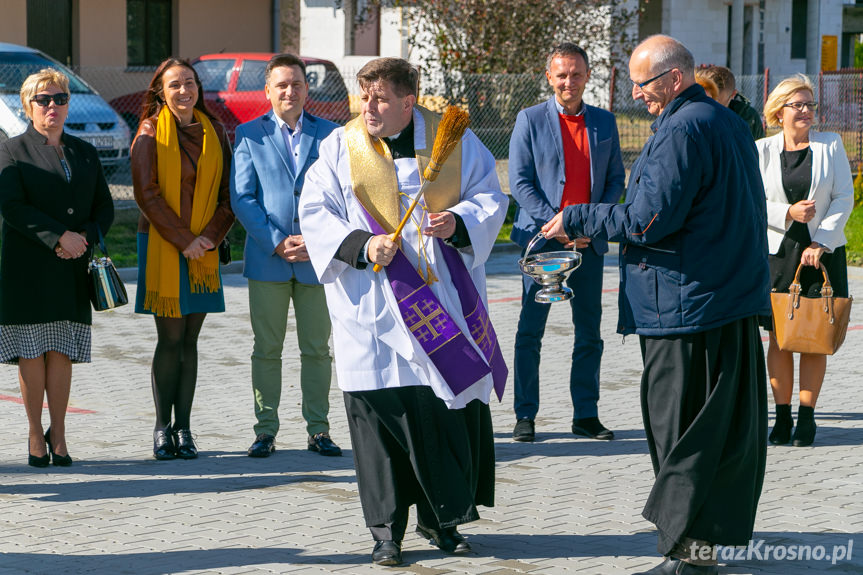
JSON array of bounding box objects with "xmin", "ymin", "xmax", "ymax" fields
[{"xmin": 145, "ymin": 107, "xmax": 222, "ymax": 318}]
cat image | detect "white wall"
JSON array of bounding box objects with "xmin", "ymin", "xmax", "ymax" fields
[
  {"xmin": 665, "ymin": 0, "xmax": 728, "ymax": 67},
  {"xmin": 301, "ymin": 1, "xmax": 346, "ymax": 62},
  {"xmin": 300, "ymin": 1, "xmax": 418, "ymax": 87}
]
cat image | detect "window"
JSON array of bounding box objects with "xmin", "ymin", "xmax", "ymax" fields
[
  {"xmin": 236, "ymin": 61, "xmax": 267, "ymax": 92},
  {"xmin": 194, "ymin": 59, "xmax": 234, "ymax": 92},
  {"xmin": 0, "ymin": 52, "xmax": 91, "ymax": 95},
  {"xmin": 306, "ymin": 63, "xmax": 349, "ymax": 102},
  {"xmin": 127, "ymin": 0, "xmax": 172, "ymax": 67},
  {"xmin": 791, "ymin": 0, "xmax": 807, "ymax": 59},
  {"xmin": 346, "ymin": 0, "xmax": 380, "ymax": 57}
]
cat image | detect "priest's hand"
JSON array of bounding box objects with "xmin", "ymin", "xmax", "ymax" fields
[
  {"xmin": 277, "ymin": 235, "xmax": 310, "ymax": 263},
  {"xmin": 423, "ymin": 211, "xmax": 456, "ymax": 238},
  {"xmin": 541, "ymin": 212, "xmax": 571, "ymax": 244},
  {"xmin": 368, "ymin": 234, "xmax": 397, "ymax": 266}
]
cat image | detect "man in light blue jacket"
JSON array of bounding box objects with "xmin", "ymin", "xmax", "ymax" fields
[{"xmin": 231, "ymin": 54, "xmax": 341, "ymax": 458}]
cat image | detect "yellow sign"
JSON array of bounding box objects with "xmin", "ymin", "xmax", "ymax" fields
[{"xmin": 822, "ymin": 35, "xmax": 838, "ymax": 71}]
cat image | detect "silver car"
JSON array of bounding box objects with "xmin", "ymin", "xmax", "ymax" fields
[{"xmin": 0, "ymin": 42, "xmax": 130, "ymax": 167}]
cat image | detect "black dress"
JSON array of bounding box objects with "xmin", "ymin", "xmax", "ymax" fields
[{"xmin": 762, "ymin": 146, "xmax": 848, "ymax": 330}]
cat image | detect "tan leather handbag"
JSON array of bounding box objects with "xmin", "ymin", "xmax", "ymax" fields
[{"xmin": 770, "ymin": 262, "xmax": 852, "ymax": 355}]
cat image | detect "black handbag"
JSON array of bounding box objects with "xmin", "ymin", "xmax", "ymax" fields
[
  {"xmin": 88, "ymin": 224, "xmax": 128, "ymax": 311},
  {"xmin": 218, "ymin": 237, "xmax": 231, "ymax": 265}
]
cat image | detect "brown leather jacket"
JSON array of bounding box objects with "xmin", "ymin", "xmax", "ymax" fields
[{"xmin": 131, "ymin": 114, "xmax": 234, "ymax": 251}]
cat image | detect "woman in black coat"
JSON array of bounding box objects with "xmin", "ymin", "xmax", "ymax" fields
[{"xmin": 0, "ymin": 69, "xmax": 114, "ymax": 467}]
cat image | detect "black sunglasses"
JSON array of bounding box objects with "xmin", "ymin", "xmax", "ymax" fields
[{"xmin": 31, "ymin": 93, "xmax": 70, "ymax": 107}]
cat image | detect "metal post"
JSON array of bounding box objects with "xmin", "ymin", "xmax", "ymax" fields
[
  {"xmin": 609, "ymin": 66, "xmax": 616, "ymax": 112},
  {"xmin": 818, "ymin": 71, "xmax": 824, "ymax": 126},
  {"xmin": 730, "ymin": 0, "xmax": 744, "ymax": 75},
  {"xmin": 272, "ymin": 0, "xmax": 281, "ymax": 52},
  {"xmin": 857, "ymin": 72, "xmax": 862, "ymax": 170}
]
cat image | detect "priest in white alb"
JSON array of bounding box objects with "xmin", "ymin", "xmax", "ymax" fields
[{"xmin": 299, "ymin": 57, "xmax": 508, "ymax": 567}]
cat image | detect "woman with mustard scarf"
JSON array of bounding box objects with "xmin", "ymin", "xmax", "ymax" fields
[{"xmin": 131, "ymin": 58, "xmax": 234, "ymax": 461}]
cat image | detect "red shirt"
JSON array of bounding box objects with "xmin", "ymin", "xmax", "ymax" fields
[{"xmin": 558, "ymin": 112, "xmax": 591, "ymax": 208}]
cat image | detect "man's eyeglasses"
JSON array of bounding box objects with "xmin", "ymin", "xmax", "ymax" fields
[
  {"xmin": 633, "ymin": 69, "xmax": 673, "ymax": 89},
  {"xmin": 783, "ymin": 101, "xmax": 817, "ymax": 112},
  {"xmin": 31, "ymin": 93, "xmax": 70, "ymax": 107}
]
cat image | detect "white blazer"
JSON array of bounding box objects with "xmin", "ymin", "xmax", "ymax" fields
[{"xmin": 756, "ymin": 130, "xmax": 854, "ymax": 254}]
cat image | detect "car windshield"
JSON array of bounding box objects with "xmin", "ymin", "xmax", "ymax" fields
[
  {"xmin": 194, "ymin": 59, "xmax": 234, "ymax": 92},
  {"xmin": 306, "ymin": 63, "xmax": 348, "ymax": 102},
  {"xmin": 236, "ymin": 60, "xmax": 266, "ymax": 92},
  {"xmin": 0, "ymin": 52, "xmax": 92, "ymax": 94}
]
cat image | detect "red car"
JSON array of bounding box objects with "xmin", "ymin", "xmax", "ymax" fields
[{"xmin": 110, "ymin": 53, "xmax": 351, "ymax": 140}]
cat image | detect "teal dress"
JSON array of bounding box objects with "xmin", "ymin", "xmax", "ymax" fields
[{"xmin": 134, "ymin": 233, "xmax": 225, "ymax": 315}]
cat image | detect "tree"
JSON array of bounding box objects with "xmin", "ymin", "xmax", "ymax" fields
[
  {"xmin": 361, "ymin": 0, "xmax": 640, "ymax": 156},
  {"xmin": 365, "ymin": 1, "xmax": 639, "ymax": 76}
]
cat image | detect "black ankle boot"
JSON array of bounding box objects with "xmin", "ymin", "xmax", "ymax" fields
[
  {"xmin": 769, "ymin": 404, "xmax": 793, "ymax": 445},
  {"xmin": 792, "ymin": 405, "xmax": 816, "ymax": 447}
]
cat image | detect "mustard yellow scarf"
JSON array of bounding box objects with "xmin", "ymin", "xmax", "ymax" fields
[{"xmin": 144, "ymin": 106, "xmax": 222, "ymax": 318}]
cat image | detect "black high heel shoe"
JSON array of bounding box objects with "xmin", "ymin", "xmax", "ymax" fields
[
  {"xmin": 28, "ymin": 438, "xmax": 49, "ymax": 468},
  {"xmin": 45, "ymin": 428, "xmax": 73, "ymax": 466}
]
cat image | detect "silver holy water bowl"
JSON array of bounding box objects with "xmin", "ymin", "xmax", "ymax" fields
[{"xmin": 518, "ymin": 232, "xmax": 582, "ymax": 303}]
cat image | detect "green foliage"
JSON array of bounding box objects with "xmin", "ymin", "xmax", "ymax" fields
[
  {"xmin": 855, "ymin": 37, "xmax": 863, "ymax": 69},
  {"xmin": 496, "ymin": 196, "xmax": 516, "ymax": 244},
  {"xmin": 846, "ymin": 206, "xmax": 863, "ymax": 266}
]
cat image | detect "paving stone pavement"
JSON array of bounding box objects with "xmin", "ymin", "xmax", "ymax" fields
[{"xmin": 1, "ymin": 248, "xmax": 861, "ymax": 575}]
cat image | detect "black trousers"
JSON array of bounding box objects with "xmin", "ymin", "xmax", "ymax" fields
[
  {"xmin": 639, "ymin": 316, "xmax": 767, "ymax": 555},
  {"xmin": 344, "ymin": 386, "xmax": 495, "ymax": 542}
]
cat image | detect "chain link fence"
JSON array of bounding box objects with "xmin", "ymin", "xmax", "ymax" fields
[
  {"xmin": 3, "ymin": 62, "xmax": 862, "ymax": 200},
  {"xmin": 607, "ymin": 68, "xmax": 863, "ymax": 173}
]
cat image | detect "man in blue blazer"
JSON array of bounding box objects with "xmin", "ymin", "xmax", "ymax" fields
[
  {"xmin": 231, "ymin": 54, "xmax": 341, "ymax": 458},
  {"xmin": 509, "ymin": 43, "xmax": 625, "ymax": 443}
]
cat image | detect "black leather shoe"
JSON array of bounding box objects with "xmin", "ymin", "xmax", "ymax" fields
[
  {"xmin": 633, "ymin": 557, "xmax": 718, "ymax": 574},
  {"xmin": 572, "ymin": 417, "xmax": 614, "ymax": 440},
  {"xmin": 45, "ymin": 428, "xmax": 72, "ymax": 466},
  {"xmin": 174, "ymin": 429, "xmax": 198, "ymax": 459},
  {"xmin": 153, "ymin": 426, "xmax": 176, "ymax": 460},
  {"xmin": 308, "ymin": 432, "xmax": 342, "ymax": 456},
  {"xmin": 371, "ymin": 539, "xmax": 402, "ymax": 566},
  {"xmin": 248, "ymin": 433, "xmax": 276, "ymax": 457},
  {"xmin": 416, "ymin": 525, "xmax": 472, "ymax": 553},
  {"xmin": 512, "ymin": 418, "xmax": 535, "ymax": 442}
]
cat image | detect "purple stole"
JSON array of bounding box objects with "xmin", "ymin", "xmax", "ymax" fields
[{"xmin": 363, "ymin": 210, "xmax": 507, "ymax": 402}]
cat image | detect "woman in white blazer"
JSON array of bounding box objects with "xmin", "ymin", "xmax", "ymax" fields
[{"xmin": 756, "ymin": 74, "xmax": 854, "ymax": 447}]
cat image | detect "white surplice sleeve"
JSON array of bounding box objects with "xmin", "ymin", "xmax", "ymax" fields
[{"xmin": 299, "ymin": 129, "xmax": 357, "ymax": 284}]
